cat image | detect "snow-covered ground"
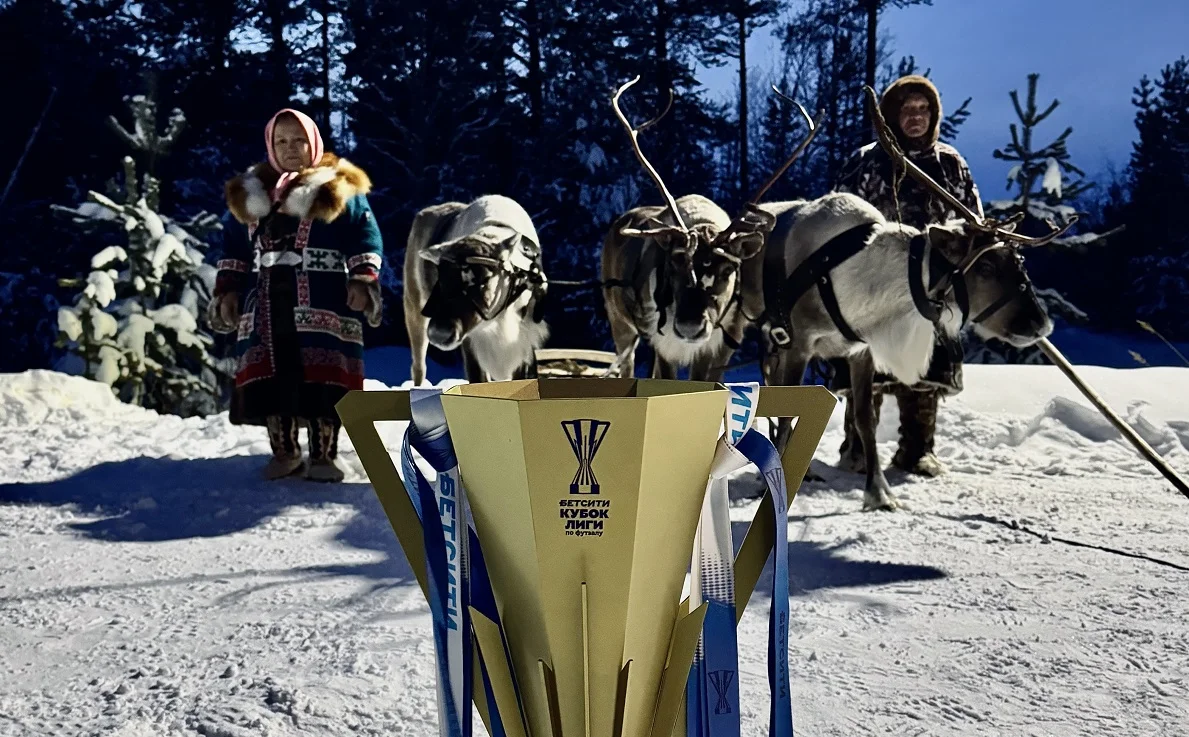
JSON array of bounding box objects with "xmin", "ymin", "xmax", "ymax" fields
[{"xmin": 1, "ymin": 361, "xmax": 1188, "ymax": 737}]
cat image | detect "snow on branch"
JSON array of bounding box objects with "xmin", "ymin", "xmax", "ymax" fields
[{"xmin": 54, "ymin": 91, "xmax": 231, "ymax": 417}]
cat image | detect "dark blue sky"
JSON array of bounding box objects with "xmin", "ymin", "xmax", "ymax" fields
[{"xmin": 700, "ymin": 0, "xmax": 1188, "ymax": 199}]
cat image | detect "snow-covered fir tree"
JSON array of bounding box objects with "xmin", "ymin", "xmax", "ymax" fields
[
  {"xmin": 965, "ymin": 72, "xmax": 1119, "ymax": 365},
  {"xmin": 52, "ymin": 92, "xmax": 233, "ymax": 417}
]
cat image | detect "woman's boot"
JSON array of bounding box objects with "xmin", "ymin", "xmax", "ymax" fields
[
  {"xmin": 306, "ymin": 417, "xmax": 345, "ymax": 482},
  {"xmin": 265, "ymin": 415, "xmax": 305, "ymax": 479}
]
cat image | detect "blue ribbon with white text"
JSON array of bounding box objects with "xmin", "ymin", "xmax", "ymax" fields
[
  {"xmin": 686, "ymin": 382, "xmax": 795, "ymax": 737},
  {"xmin": 398, "ymin": 388, "xmax": 515, "ymax": 737}
]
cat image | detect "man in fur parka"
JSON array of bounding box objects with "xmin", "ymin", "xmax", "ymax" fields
[
  {"xmin": 826, "ymin": 75, "xmax": 985, "ymax": 478},
  {"xmin": 208, "ymin": 108, "xmax": 383, "ymax": 482}
]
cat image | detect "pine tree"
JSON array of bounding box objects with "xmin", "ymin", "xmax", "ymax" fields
[
  {"xmin": 988, "ymin": 73, "xmax": 1092, "ymax": 219},
  {"xmin": 965, "ymin": 73, "xmax": 1117, "ymax": 365},
  {"xmin": 52, "ymin": 91, "xmax": 233, "ymax": 417},
  {"xmin": 1123, "ymin": 56, "xmax": 1189, "ymax": 339}
]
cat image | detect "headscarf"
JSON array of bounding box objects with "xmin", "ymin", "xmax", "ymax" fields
[{"xmin": 264, "ymin": 108, "xmax": 324, "ymax": 201}]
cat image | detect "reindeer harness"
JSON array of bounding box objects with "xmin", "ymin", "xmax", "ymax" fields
[
  {"xmin": 764, "ymin": 223, "xmax": 1030, "ymax": 347},
  {"xmin": 421, "ymin": 231, "xmax": 548, "ymax": 324},
  {"xmin": 615, "ymin": 234, "xmax": 750, "ymax": 349}
]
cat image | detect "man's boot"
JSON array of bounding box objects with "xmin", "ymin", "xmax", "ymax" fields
[
  {"xmin": 891, "ymin": 389, "xmax": 946, "ymax": 477},
  {"xmin": 837, "ymin": 389, "xmax": 884, "ymax": 474},
  {"xmin": 265, "ymin": 415, "xmax": 305, "ymax": 479},
  {"xmin": 306, "ymin": 417, "xmax": 346, "ymax": 483}
]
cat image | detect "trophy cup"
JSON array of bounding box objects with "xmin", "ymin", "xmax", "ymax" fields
[{"xmin": 337, "ymin": 377, "xmax": 835, "ymax": 737}]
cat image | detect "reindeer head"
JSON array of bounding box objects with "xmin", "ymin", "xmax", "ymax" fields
[
  {"xmin": 863, "ymin": 85, "xmax": 1073, "ymax": 349},
  {"xmin": 612, "ymin": 77, "xmax": 821, "ymax": 342},
  {"xmin": 419, "ymin": 227, "xmax": 540, "ymax": 350},
  {"xmin": 923, "ymin": 221, "xmax": 1054, "ymax": 346}
]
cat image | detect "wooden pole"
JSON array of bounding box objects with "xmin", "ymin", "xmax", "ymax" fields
[{"xmin": 1037, "ymin": 337, "xmax": 1189, "ymax": 501}]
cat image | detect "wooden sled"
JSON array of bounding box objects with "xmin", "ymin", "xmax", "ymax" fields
[{"xmin": 531, "ymin": 348, "xmax": 627, "ymax": 378}]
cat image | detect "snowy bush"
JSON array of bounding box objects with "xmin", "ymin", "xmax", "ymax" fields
[{"xmin": 52, "ymin": 94, "xmax": 233, "ymax": 417}]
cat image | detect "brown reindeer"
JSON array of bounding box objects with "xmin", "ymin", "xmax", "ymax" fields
[
  {"xmin": 600, "ymin": 76, "xmax": 822, "ymax": 381},
  {"xmin": 760, "ymin": 85, "xmax": 1076, "ymax": 511}
]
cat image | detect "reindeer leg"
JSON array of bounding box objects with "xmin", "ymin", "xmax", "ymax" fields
[
  {"xmin": 769, "ymin": 347, "xmax": 809, "ymax": 458},
  {"xmin": 838, "ymin": 390, "xmax": 884, "ymax": 474},
  {"xmin": 850, "ymin": 351, "xmax": 898, "ymax": 511},
  {"xmin": 652, "ymin": 352, "xmax": 678, "ymax": 380},
  {"xmin": 690, "ymin": 341, "xmax": 734, "ymax": 383},
  {"xmin": 405, "ymin": 305, "xmax": 430, "ymax": 387},
  {"xmin": 609, "ymin": 315, "xmax": 639, "ymax": 379},
  {"xmin": 461, "ymin": 340, "xmax": 489, "ymax": 384}
]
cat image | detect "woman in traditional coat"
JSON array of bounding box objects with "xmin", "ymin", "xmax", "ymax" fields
[{"xmin": 208, "ymin": 108, "xmax": 384, "ymax": 482}]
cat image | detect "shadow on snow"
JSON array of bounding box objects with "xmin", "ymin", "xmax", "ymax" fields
[{"xmin": 0, "ymin": 454, "xmax": 947, "ymax": 598}]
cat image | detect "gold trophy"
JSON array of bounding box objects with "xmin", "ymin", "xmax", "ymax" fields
[{"xmin": 337, "ymin": 377, "xmax": 835, "ymax": 737}]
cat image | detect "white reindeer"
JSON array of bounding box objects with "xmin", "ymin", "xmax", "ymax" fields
[
  {"xmin": 403, "ymin": 194, "xmax": 549, "ymax": 384},
  {"xmin": 600, "ymin": 76, "xmax": 821, "ymax": 381},
  {"xmin": 760, "ymin": 86, "xmax": 1075, "ymax": 511}
]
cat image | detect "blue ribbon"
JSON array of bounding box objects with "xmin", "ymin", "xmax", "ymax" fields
[
  {"xmin": 399, "ymin": 388, "xmax": 516, "ymax": 737},
  {"xmin": 737, "ymin": 427, "xmax": 795, "ymax": 737},
  {"xmin": 687, "ymin": 423, "xmax": 795, "ymax": 737}
]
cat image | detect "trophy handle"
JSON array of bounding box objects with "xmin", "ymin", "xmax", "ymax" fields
[
  {"xmin": 673, "ymin": 383, "xmax": 837, "ymax": 620},
  {"xmin": 336, "ymin": 390, "xmax": 427, "ymax": 594}
]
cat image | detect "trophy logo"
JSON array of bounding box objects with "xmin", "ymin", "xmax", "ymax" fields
[
  {"xmin": 709, "ymin": 669, "xmax": 736, "ymax": 715},
  {"xmin": 562, "ymin": 419, "xmax": 610, "ymax": 495}
]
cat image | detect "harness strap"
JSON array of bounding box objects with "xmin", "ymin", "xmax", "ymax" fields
[
  {"xmin": 770, "ymin": 221, "xmax": 877, "ymax": 344},
  {"xmin": 951, "ymin": 271, "xmax": 971, "ymax": 323},
  {"xmin": 971, "ymin": 282, "xmax": 1019, "ymax": 324},
  {"xmin": 907, "ymin": 235, "xmax": 942, "ymax": 324},
  {"xmin": 817, "ymin": 271, "xmax": 862, "ymax": 342}
]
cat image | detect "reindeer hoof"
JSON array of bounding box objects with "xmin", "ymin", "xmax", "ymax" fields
[
  {"xmin": 862, "ymin": 494, "xmax": 900, "ymax": 512},
  {"xmin": 862, "ymin": 480, "xmax": 900, "ymax": 512}
]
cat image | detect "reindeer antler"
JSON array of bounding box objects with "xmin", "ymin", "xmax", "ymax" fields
[
  {"xmin": 710, "ymin": 87, "xmax": 824, "ymax": 256},
  {"xmin": 746, "ymin": 86, "xmax": 824, "ymax": 207},
  {"xmin": 612, "ymin": 76, "xmax": 689, "ymax": 234},
  {"xmin": 861, "ymin": 85, "xmax": 1077, "ymax": 250}
]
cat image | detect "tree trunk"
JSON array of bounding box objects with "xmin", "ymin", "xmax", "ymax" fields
[
  {"xmin": 654, "ymin": 0, "xmax": 671, "ymax": 168},
  {"xmin": 865, "ymin": 0, "xmax": 878, "ymax": 92},
  {"xmin": 737, "ymin": 8, "xmax": 749, "ymax": 198},
  {"xmin": 526, "ymin": 0, "xmax": 544, "ymax": 135},
  {"xmin": 320, "ymin": 0, "xmax": 333, "ymax": 148},
  {"xmin": 264, "ymin": 0, "xmax": 291, "ymax": 106}
]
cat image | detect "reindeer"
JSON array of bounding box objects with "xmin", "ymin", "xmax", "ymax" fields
[
  {"xmin": 760, "ymin": 86, "xmax": 1076, "ymax": 511},
  {"xmin": 600, "ymin": 77, "xmax": 821, "ymax": 381},
  {"xmin": 403, "ymin": 194, "xmax": 549, "ymax": 385}
]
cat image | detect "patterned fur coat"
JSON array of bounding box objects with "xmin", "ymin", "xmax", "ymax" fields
[{"xmin": 211, "ymin": 153, "xmax": 384, "ymax": 424}]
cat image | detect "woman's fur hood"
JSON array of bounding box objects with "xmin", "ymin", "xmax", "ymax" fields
[
  {"xmin": 879, "ymin": 74, "xmax": 943, "ymax": 150},
  {"xmin": 224, "ymin": 152, "xmax": 372, "ymax": 225}
]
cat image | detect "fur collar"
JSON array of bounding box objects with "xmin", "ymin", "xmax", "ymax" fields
[{"xmin": 224, "ymin": 152, "xmax": 372, "ymax": 225}]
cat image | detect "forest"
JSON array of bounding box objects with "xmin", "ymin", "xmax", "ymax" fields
[{"xmin": 1, "ymin": 0, "xmax": 1186, "ymax": 414}]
